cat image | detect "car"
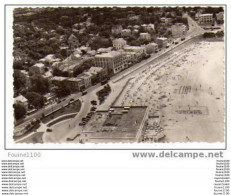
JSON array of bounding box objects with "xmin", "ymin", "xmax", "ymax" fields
[
  {"xmin": 101, "ymin": 79, "xmax": 108, "ymax": 85},
  {"xmin": 69, "ymin": 98, "xmax": 75, "ymax": 103},
  {"xmin": 88, "ymin": 112, "xmax": 94, "ymax": 117},
  {"xmin": 46, "ymin": 128, "xmax": 53, "ymax": 132},
  {"xmin": 91, "ymin": 107, "xmax": 97, "ymax": 111},
  {"xmin": 91, "ymin": 100, "xmax": 97, "ymax": 105},
  {"xmin": 82, "ymin": 91, "xmax": 87, "ymax": 95},
  {"xmin": 82, "ymin": 117, "xmax": 86, "ymax": 121},
  {"xmin": 79, "ymin": 122, "xmax": 84, "ymax": 126}
]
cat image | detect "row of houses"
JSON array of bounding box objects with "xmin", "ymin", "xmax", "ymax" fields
[
  {"xmin": 28, "ymin": 36, "xmax": 168, "ymax": 79},
  {"xmin": 14, "ymin": 66, "xmax": 106, "ymax": 113},
  {"xmin": 111, "ymin": 24, "xmax": 155, "ymax": 36},
  {"xmin": 50, "ymin": 66, "xmax": 106, "ymax": 92},
  {"xmin": 196, "ymin": 12, "xmax": 224, "ymax": 25}
]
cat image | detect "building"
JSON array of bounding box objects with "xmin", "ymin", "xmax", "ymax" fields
[
  {"xmin": 171, "ymin": 23, "xmax": 186, "ymax": 38},
  {"xmin": 160, "ymin": 17, "xmax": 173, "ymax": 25},
  {"xmin": 65, "ymin": 77, "xmax": 84, "ymax": 92},
  {"xmin": 82, "ymin": 106, "xmax": 149, "ymax": 143},
  {"xmin": 94, "ymin": 51, "xmax": 128, "ymax": 75},
  {"xmin": 123, "ymin": 46, "xmax": 146, "ymax": 61},
  {"xmin": 199, "ymin": 13, "xmax": 213, "ymax": 25},
  {"xmin": 147, "ymin": 24, "xmax": 155, "ymax": 31},
  {"xmin": 50, "ymin": 76, "xmax": 67, "ymax": 86},
  {"xmin": 68, "ymin": 34, "xmax": 80, "ymax": 50},
  {"xmin": 156, "ymin": 37, "xmax": 168, "ymax": 48},
  {"xmin": 216, "ymin": 12, "xmax": 224, "ymax": 23},
  {"xmin": 14, "ymin": 95, "xmax": 28, "ymax": 111},
  {"xmin": 113, "ymin": 38, "xmax": 127, "ymax": 50},
  {"xmin": 125, "ymin": 52, "xmax": 138, "ymax": 64},
  {"xmin": 87, "ymin": 67, "xmax": 106, "ymax": 82},
  {"xmin": 121, "ymin": 29, "xmax": 131, "ymax": 37},
  {"xmin": 39, "ymin": 54, "xmax": 61, "ymax": 66},
  {"xmin": 132, "ymin": 29, "xmax": 139, "ymax": 35},
  {"xmin": 97, "ymin": 47, "xmax": 112, "ymax": 54},
  {"xmin": 50, "ymin": 76, "xmax": 84, "ymax": 92},
  {"xmin": 29, "ymin": 63, "xmax": 45, "ymax": 75},
  {"xmin": 133, "ymin": 25, "xmax": 140, "ymax": 29},
  {"xmin": 78, "ymin": 73, "xmax": 92, "ymax": 90},
  {"xmin": 139, "ymin": 33, "xmax": 151, "ymax": 41}
]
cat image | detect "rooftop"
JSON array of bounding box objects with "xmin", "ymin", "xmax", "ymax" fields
[
  {"xmin": 88, "ymin": 67, "xmax": 103, "ymax": 74},
  {"xmin": 124, "ymin": 46, "xmax": 145, "ymax": 51},
  {"xmin": 33, "ymin": 63, "xmax": 45, "ymax": 68},
  {"xmin": 83, "ymin": 106, "xmax": 148, "ymax": 142},
  {"xmin": 95, "ymin": 51, "xmax": 123, "ymax": 58},
  {"xmin": 157, "ymin": 37, "xmax": 168, "ymax": 41},
  {"xmin": 14, "ymin": 95, "xmax": 28, "ymax": 103},
  {"xmin": 50, "ymin": 76, "xmax": 67, "ymax": 81},
  {"xmin": 113, "ymin": 38, "xmax": 127, "ymax": 44},
  {"xmin": 200, "ymin": 13, "xmax": 213, "ymax": 16}
]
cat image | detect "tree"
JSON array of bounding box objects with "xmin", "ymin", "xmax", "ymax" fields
[
  {"xmin": 13, "ymin": 72, "xmax": 26, "ymax": 90},
  {"xmin": 54, "ymin": 84, "xmax": 71, "ymax": 98},
  {"xmin": 216, "ymin": 31, "xmax": 224, "ymax": 38},
  {"xmin": 53, "ymin": 67, "xmax": 69, "ymax": 77},
  {"xmin": 30, "ymin": 75, "xmax": 50, "ymax": 94},
  {"xmin": 13, "ymin": 103, "xmax": 26, "ymax": 120},
  {"xmin": 25, "ymin": 92, "xmax": 45, "ymax": 108}
]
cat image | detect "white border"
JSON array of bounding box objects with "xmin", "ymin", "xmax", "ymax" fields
[{"xmin": 5, "ymin": 4, "xmax": 227, "ymax": 150}]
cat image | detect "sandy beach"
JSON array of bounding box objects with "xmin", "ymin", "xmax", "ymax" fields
[{"xmin": 114, "ymin": 40, "xmax": 224, "ymax": 143}]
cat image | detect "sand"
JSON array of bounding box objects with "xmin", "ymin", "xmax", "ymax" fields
[{"xmin": 114, "ymin": 40, "xmax": 225, "ymax": 143}]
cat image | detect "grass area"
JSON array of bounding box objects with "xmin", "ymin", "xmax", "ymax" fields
[{"xmin": 41, "ymin": 99, "xmax": 81, "ymax": 124}]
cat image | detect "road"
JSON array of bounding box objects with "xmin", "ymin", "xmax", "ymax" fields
[{"xmin": 16, "ymin": 14, "xmax": 205, "ymax": 142}]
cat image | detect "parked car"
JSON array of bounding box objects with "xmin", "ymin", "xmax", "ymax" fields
[
  {"xmin": 91, "ymin": 100, "xmax": 97, "ymax": 105},
  {"xmin": 101, "ymin": 79, "xmax": 108, "ymax": 85},
  {"xmin": 46, "ymin": 128, "xmax": 52, "ymax": 132},
  {"xmin": 82, "ymin": 91, "xmax": 87, "ymax": 95},
  {"xmin": 91, "ymin": 106, "xmax": 97, "ymax": 111}
]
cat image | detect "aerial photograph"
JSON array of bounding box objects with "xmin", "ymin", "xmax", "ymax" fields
[{"xmin": 12, "ymin": 6, "xmax": 225, "ymax": 144}]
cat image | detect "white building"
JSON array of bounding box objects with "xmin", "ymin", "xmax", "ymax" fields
[
  {"xmin": 199, "ymin": 13, "xmax": 213, "ymax": 24},
  {"xmin": 216, "ymin": 12, "xmax": 224, "ymax": 23},
  {"xmin": 121, "ymin": 29, "xmax": 131, "ymax": 37},
  {"xmin": 29, "ymin": 63, "xmax": 45, "ymax": 75},
  {"xmin": 94, "ymin": 51, "xmax": 127, "ymax": 75},
  {"xmin": 147, "ymin": 24, "xmax": 155, "ymax": 31},
  {"xmin": 113, "ymin": 38, "xmax": 127, "ymax": 50},
  {"xmin": 156, "ymin": 37, "xmax": 168, "ymax": 48},
  {"xmin": 123, "ymin": 46, "xmax": 146, "ymax": 61},
  {"xmin": 68, "ymin": 34, "xmax": 80, "ymax": 50},
  {"xmin": 139, "ymin": 33, "xmax": 151, "ymax": 41},
  {"xmin": 14, "ymin": 95, "xmax": 28, "ymax": 111},
  {"xmin": 171, "ymin": 23, "xmax": 187, "ymax": 38},
  {"xmin": 78, "ymin": 73, "xmax": 92, "ymax": 89}
]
